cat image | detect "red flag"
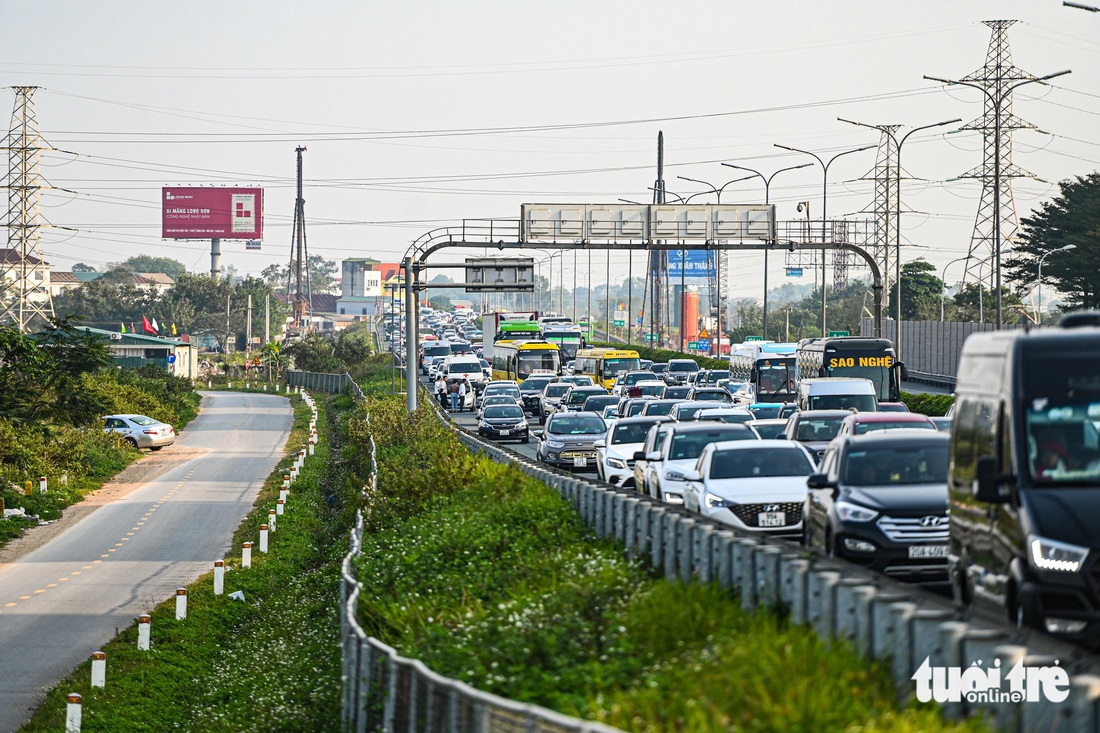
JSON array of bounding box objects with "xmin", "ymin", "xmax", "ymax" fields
[{"xmin": 142, "ymin": 315, "xmax": 158, "ymax": 335}]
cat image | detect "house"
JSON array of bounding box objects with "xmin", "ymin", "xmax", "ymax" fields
[
  {"xmin": 0, "ymin": 248, "xmax": 51, "ymax": 305},
  {"xmin": 80, "ymin": 327, "xmax": 199, "ymax": 379},
  {"xmin": 49, "ymin": 270, "xmax": 176, "ymax": 296}
]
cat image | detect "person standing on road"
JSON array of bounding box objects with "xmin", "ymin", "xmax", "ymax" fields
[
  {"xmin": 435, "ymin": 376, "xmax": 447, "ymax": 409},
  {"xmin": 457, "ymin": 380, "xmax": 467, "ymax": 412},
  {"xmin": 449, "ymin": 379, "xmax": 460, "ymax": 411}
]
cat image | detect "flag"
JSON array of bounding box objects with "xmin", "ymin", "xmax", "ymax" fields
[
  {"xmin": 131, "ymin": 322, "xmax": 136, "ymax": 334},
  {"xmin": 142, "ymin": 315, "xmax": 157, "ymax": 334},
  {"xmin": 120, "ymin": 322, "xmax": 126, "ymax": 333},
  {"xmin": 151, "ymin": 317, "xmax": 160, "ymax": 334},
  {"xmin": 171, "ymin": 323, "xmax": 177, "ymax": 335}
]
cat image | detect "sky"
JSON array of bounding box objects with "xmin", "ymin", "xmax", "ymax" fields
[{"xmin": 1, "ymin": 0, "xmax": 1098, "ymax": 305}]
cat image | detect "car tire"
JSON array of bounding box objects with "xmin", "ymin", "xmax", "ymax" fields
[
  {"xmin": 150, "ymin": 446, "xmax": 163, "ymax": 451},
  {"xmin": 124, "ymin": 437, "xmax": 138, "ymax": 449}
]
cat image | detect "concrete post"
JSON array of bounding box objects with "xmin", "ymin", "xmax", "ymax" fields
[
  {"xmin": 649, "ymin": 507, "xmax": 666, "ymax": 570},
  {"xmin": 677, "ymin": 517, "xmax": 696, "ymax": 583},
  {"xmin": 714, "ymin": 531, "xmax": 736, "ymax": 590},
  {"xmin": 175, "ymin": 588, "xmax": 188, "ymax": 619},
  {"xmin": 988, "ymin": 645, "xmax": 1029, "ymax": 731},
  {"xmin": 213, "ymin": 560, "xmax": 225, "ymax": 595},
  {"xmin": 807, "ymin": 570, "xmax": 841, "ymax": 639},
  {"xmin": 781, "ymin": 557, "xmax": 811, "ymax": 624},
  {"xmin": 756, "ymin": 546, "xmax": 783, "ymax": 608},
  {"xmin": 259, "ymin": 524, "xmax": 269, "ymax": 552},
  {"xmin": 694, "ymin": 525, "xmax": 715, "ymax": 583},
  {"xmin": 888, "ymin": 602, "xmax": 919, "ymax": 692},
  {"xmin": 90, "ymin": 652, "xmax": 106, "ymax": 688},
  {"xmin": 242, "ymin": 542, "xmax": 252, "ymax": 568},
  {"xmin": 65, "ymin": 693, "xmax": 82, "ymax": 733},
  {"xmin": 137, "ymin": 614, "xmax": 151, "ymax": 651}
]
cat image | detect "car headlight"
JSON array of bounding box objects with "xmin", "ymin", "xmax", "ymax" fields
[
  {"xmin": 703, "ymin": 492, "xmax": 726, "ymax": 509},
  {"xmin": 607, "ymin": 457, "xmax": 627, "ymax": 469},
  {"xmin": 1029, "ymin": 534, "xmax": 1088, "ymax": 573},
  {"xmin": 664, "ymin": 469, "xmax": 688, "ymax": 482},
  {"xmin": 835, "ymin": 501, "xmax": 878, "ymax": 523},
  {"xmin": 545, "ymin": 439, "xmax": 565, "ymax": 449},
  {"xmin": 479, "ymin": 421, "xmax": 492, "ymax": 429},
  {"xmin": 516, "ymin": 421, "xmax": 528, "ymax": 429}
]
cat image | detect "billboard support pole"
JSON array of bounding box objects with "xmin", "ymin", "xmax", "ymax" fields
[{"xmin": 210, "ymin": 238, "xmax": 221, "ymax": 278}]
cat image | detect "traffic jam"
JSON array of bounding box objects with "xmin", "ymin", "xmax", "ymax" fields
[{"xmin": 404, "ymin": 308, "xmax": 1100, "ymax": 643}]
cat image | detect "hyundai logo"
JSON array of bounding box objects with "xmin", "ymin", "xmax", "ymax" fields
[
  {"xmin": 763, "ymin": 504, "xmax": 780, "ymax": 512},
  {"xmin": 919, "ymin": 515, "xmax": 946, "ymax": 527}
]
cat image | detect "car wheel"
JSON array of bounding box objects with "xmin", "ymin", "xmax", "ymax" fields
[
  {"xmin": 150, "ymin": 446, "xmax": 163, "ymax": 451},
  {"xmin": 124, "ymin": 437, "xmax": 138, "ymax": 449}
]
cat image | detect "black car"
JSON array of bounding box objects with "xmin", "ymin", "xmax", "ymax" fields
[
  {"xmin": 519, "ymin": 376, "xmax": 557, "ymax": 414},
  {"xmin": 558, "ymin": 385, "xmax": 608, "ymax": 413},
  {"xmin": 478, "ymin": 403, "xmax": 530, "ymax": 443},
  {"xmin": 806, "ymin": 431, "xmax": 950, "ymax": 584},
  {"xmin": 661, "ymin": 384, "xmax": 692, "ymax": 400},
  {"xmin": 583, "ymin": 394, "xmax": 620, "ymax": 415}
]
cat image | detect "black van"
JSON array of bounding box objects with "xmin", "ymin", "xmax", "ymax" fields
[{"xmin": 949, "ymin": 313, "xmax": 1100, "ymax": 643}]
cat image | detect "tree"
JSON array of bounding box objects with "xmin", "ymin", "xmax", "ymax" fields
[
  {"xmin": 891, "ymin": 260, "xmax": 943, "ymax": 321},
  {"xmin": 1005, "ymin": 172, "xmax": 1100, "ymax": 310},
  {"xmin": 116, "ymin": 256, "xmax": 188, "ymax": 280},
  {"xmin": 72, "ymin": 262, "xmax": 97, "ymax": 273},
  {"xmin": 261, "ymin": 255, "xmax": 340, "ymax": 295}
]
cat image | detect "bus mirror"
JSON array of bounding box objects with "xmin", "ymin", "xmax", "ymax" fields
[
  {"xmin": 750, "ymin": 368, "xmax": 758, "ymax": 380},
  {"xmin": 898, "ymin": 361, "xmax": 909, "ymax": 381},
  {"xmin": 975, "ymin": 456, "xmax": 1008, "ymax": 503}
]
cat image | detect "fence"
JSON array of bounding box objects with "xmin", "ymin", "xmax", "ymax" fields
[
  {"xmin": 316, "ymin": 373, "xmax": 1100, "ymax": 733},
  {"xmin": 287, "ymin": 370, "xmax": 363, "ymax": 400}
]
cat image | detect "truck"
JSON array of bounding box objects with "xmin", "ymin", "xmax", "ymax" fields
[{"xmin": 481, "ymin": 311, "xmax": 539, "ymax": 365}]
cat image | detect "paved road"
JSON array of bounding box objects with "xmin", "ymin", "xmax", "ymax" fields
[{"xmin": 0, "ymin": 392, "xmax": 292, "ymax": 732}]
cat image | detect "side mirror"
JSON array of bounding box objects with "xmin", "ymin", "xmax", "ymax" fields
[
  {"xmin": 594, "ymin": 440, "xmax": 606, "ymax": 448},
  {"xmin": 898, "ymin": 361, "xmax": 909, "ymax": 381},
  {"xmin": 806, "ymin": 472, "xmax": 835, "ymax": 490},
  {"xmin": 975, "ymin": 455, "xmax": 1009, "ymax": 503},
  {"xmin": 633, "ymin": 451, "xmax": 647, "ymax": 461},
  {"xmin": 531, "ymin": 430, "xmax": 543, "ymax": 438},
  {"xmin": 646, "ymin": 451, "xmax": 662, "ymax": 462},
  {"xmin": 681, "ymin": 468, "xmax": 702, "ymax": 482}
]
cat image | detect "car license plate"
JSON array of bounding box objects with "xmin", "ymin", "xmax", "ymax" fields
[
  {"xmin": 758, "ymin": 511, "xmax": 785, "ymax": 527},
  {"xmin": 499, "ymin": 429, "xmax": 510, "ymax": 436},
  {"xmin": 909, "ymin": 545, "xmax": 949, "ymax": 559},
  {"xmin": 573, "ymin": 456, "xmax": 588, "ymax": 468}
]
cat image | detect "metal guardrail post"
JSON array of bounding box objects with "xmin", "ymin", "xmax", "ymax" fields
[
  {"xmin": 808, "ymin": 569, "xmax": 841, "ymax": 638},
  {"xmin": 888, "ymin": 602, "xmax": 920, "ymax": 692},
  {"xmin": 756, "ymin": 546, "xmax": 783, "ymax": 609},
  {"xmin": 714, "ymin": 531, "xmax": 735, "ymax": 590},
  {"xmin": 677, "ymin": 517, "xmax": 696, "ymax": 583},
  {"xmin": 694, "ymin": 525, "xmax": 715, "ymax": 584},
  {"xmin": 663, "ymin": 512, "xmax": 680, "ymax": 581}
]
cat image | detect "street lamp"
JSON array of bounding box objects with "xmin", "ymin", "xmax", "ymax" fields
[
  {"xmin": 721, "ymin": 161, "xmax": 813, "ymax": 340},
  {"xmin": 774, "ymin": 142, "xmax": 875, "ymax": 336},
  {"xmin": 940, "ymin": 254, "xmax": 970, "ymax": 322},
  {"xmin": 838, "ymin": 117, "xmax": 961, "ymax": 359},
  {"xmin": 924, "ymin": 68, "xmax": 1071, "ymax": 329},
  {"xmin": 1065, "ymin": 1, "xmax": 1100, "ymax": 10},
  {"xmin": 1037, "ymin": 244, "xmax": 1076, "ymax": 322}
]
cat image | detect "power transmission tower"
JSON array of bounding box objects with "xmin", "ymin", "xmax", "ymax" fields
[
  {"xmin": 871, "ymin": 127, "xmax": 900, "ymax": 297},
  {"xmin": 957, "ymin": 20, "xmax": 1036, "ymax": 287},
  {"xmin": 0, "ymin": 86, "xmax": 55, "ymax": 331}
]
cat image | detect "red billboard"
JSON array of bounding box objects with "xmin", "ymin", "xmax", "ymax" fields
[{"xmin": 161, "ymin": 187, "xmax": 263, "ymax": 239}]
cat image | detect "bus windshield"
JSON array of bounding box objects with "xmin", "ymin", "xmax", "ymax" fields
[
  {"xmin": 517, "ymin": 351, "xmax": 560, "ymax": 380},
  {"xmin": 544, "ymin": 334, "xmax": 582, "ymax": 360},
  {"xmin": 604, "ymin": 357, "xmax": 641, "ymax": 376},
  {"xmin": 756, "ymin": 359, "xmax": 796, "ymax": 400}
]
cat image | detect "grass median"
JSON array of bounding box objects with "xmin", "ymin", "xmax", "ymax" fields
[
  {"xmin": 21, "ymin": 391, "xmax": 358, "ymax": 733},
  {"xmin": 352, "ymin": 389, "xmax": 987, "ymax": 732}
]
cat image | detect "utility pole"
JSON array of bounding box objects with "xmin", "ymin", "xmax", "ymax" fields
[
  {"xmin": 246, "ymin": 293, "xmax": 253, "ymax": 360},
  {"xmin": 290, "ymin": 146, "xmax": 309, "ymax": 332},
  {"xmin": 0, "ymin": 87, "xmax": 55, "ymax": 332},
  {"xmin": 264, "ymin": 294, "xmax": 270, "ymax": 345},
  {"xmin": 650, "ymin": 131, "xmax": 667, "ymax": 347}
]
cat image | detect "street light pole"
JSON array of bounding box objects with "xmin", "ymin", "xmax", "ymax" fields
[
  {"xmin": 838, "ymin": 117, "xmax": 960, "ymax": 359},
  {"xmin": 1037, "ymin": 244, "xmax": 1076, "ymax": 322},
  {"xmin": 721, "ymin": 162, "xmax": 813, "ymax": 340},
  {"xmin": 775, "ymin": 142, "xmax": 875, "ymax": 335},
  {"xmin": 924, "ymin": 69, "xmax": 1070, "ymax": 329},
  {"xmin": 940, "ymin": 254, "xmax": 970, "ymax": 322}
]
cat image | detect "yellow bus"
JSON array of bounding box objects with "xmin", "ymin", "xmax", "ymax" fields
[
  {"xmin": 574, "ymin": 347, "xmax": 642, "ymax": 390},
  {"xmin": 491, "ymin": 340, "xmax": 562, "ymax": 383}
]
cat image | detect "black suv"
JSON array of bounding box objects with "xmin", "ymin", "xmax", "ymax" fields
[{"xmin": 805, "ymin": 430, "xmax": 950, "ymax": 584}]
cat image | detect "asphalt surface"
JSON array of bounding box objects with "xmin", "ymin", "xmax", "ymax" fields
[{"xmin": 0, "ymin": 391, "xmax": 292, "ymax": 732}]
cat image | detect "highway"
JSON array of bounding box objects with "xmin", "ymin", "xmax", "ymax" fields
[{"xmin": 0, "ymin": 391, "xmax": 292, "ymax": 732}]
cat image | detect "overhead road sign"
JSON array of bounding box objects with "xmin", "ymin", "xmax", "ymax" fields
[
  {"xmin": 463, "ymin": 257, "xmax": 535, "ymax": 293},
  {"xmin": 519, "ymin": 203, "xmax": 776, "ymax": 244}
]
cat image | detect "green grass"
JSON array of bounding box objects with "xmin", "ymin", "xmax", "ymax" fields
[
  {"xmin": 352, "ymin": 388, "xmax": 988, "ymax": 733},
  {"xmin": 20, "ymin": 392, "xmax": 358, "ymax": 732}
]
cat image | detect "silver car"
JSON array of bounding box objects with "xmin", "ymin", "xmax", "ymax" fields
[
  {"xmin": 102, "ymin": 414, "xmax": 176, "ymax": 450},
  {"xmin": 534, "ymin": 411, "xmax": 607, "ymax": 472}
]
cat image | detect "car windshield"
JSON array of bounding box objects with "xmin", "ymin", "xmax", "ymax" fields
[
  {"xmin": 449, "ymin": 343, "xmax": 472, "ymax": 354},
  {"xmin": 545, "ymin": 384, "xmax": 570, "ymax": 398},
  {"xmin": 612, "ymin": 421, "xmax": 659, "ymax": 444},
  {"xmin": 756, "ymin": 360, "xmax": 797, "ymax": 399},
  {"xmin": 448, "ymin": 362, "xmax": 481, "ymax": 374},
  {"xmin": 842, "ymin": 443, "xmax": 949, "ymax": 486},
  {"xmin": 484, "ymin": 396, "xmax": 515, "ymax": 406},
  {"xmin": 486, "ymin": 387, "xmax": 520, "ymax": 399},
  {"xmin": 485, "ymin": 406, "xmax": 523, "ymax": 419},
  {"xmin": 749, "ymin": 422, "xmax": 786, "ymax": 439},
  {"xmin": 699, "ymin": 412, "xmax": 753, "ymax": 424},
  {"xmin": 674, "ymin": 404, "xmax": 708, "ymax": 420},
  {"xmin": 748, "ymin": 404, "xmax": 781, "ymax": 419},
  {"xmin": 129, "ymin": 415, "xmax": 158, "ymax": 426},
  {"xmin": 694, "ymin": 391, "xmax": 730, "ymax": 402},
  {"xmin": 664, "ymin": 387, "xmax": 691, "ymax": 399},
  {"xmin": 549, "ymin": 416, "xmax": 606, "ymax": 435},
  {"xmin": 604, "ymin": 358, "xmax": 641, "ymax": 376},
  {"xmin": 854, "ymin": 420, "xmax": 935, "ymax": 435},
  {"xmin": 706, "ymin": 371, "xmax": 730, "ymax": 384},
  {"xmin": 809, "ymin": 394, "xmax": 877, "ymax": 412},
  {"xmin": 669, "ymin": 428, "xmax": 753, "ymax": 460},
  {"xmin": 627, "ymin": 402, "xmax": 649, "ymax": 417},
  {"xmin": 652, "ymin": 364, "xmax": 668, "ymax": 374},
  {"xmin": 639, "ymin": 383, "xmax": 665, "ymax": 397},
  {"xmin": 565, "ymin": 376, "xmax": 595, "ymax": 386},
  {"xmin": 645, "ymin": 402, "xmax": 676, "ymax": 416},
  {"xmin": 521, "ymin": 378, "xmax": 552, "ymax": 393},
  {"xmin": 624, "ymin": 372, "xmax": 650, "ymax": 385},
  {"xmin": 710, "ymin": 447, "xmax": 814, "ymax": 479},
  {"xmin": 795, "ymin": 416, "xmax": 846, "ymax": 442},
  {"xmin": 1026, "ymin": 397, "xmax": 1100, "ymax": 483},
  {"xmin": 668, "ymin": 361, "xmax": 697, "ymax": 372},
  {"xmin": 569, "ymin": 390, "xmax": 603, "ymax": 405},
  {"xmin": 602, "ymin": 406, "xmax": 618, "ymax": 419}
]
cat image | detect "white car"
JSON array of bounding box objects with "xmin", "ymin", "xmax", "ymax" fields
[
  {"xmin": 681, "ymin": 440, "xmax": 817, "ymax": 539},
  {"xmin": 595, "ymin": 416, "xmax": 669, "ymax": 488},
  {"xmin": 600, "ymin": 405, "xmax": 620, "ymax": 429},
  {"xmin": 643, "ymin": 422, "xmax": 760, "ymax": 505}
]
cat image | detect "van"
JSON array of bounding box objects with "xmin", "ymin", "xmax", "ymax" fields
[
  {"xmin": 948, "ymin": 314, "xmax": 1100, "ymax": 642},
  {"xmin": 797, "ymin": 377, "xmax": 878, "ymax": 412},
  {"xmin": 442, "ymin": 355, "xmax": 486, "ymax": 389}
]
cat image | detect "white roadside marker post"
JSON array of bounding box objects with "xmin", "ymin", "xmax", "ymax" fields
[
  {"xmin": 175, "ymin": 588, "xmax": 188, "ymax": 620},
  {"xmin": 65, "ymin": 693, "xmax": 82, "ymax": 732},
  {"xmin": 242, "ymin": 541, "xmax": 252, "ymax": 568},
  {"xmin": 137, "ymin": 615, "xmax": 151, "ymax": 651},
  {"xmin": 90, "ymin": 652, "xmax": 106, "ymax": 688},
  {"xmin": 213, "ymin": 560, "xmax": 224, "ymax": 595}
]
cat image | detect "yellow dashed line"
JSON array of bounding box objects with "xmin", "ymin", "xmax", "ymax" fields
[
  {"xmin": 71, "ymin": 571, "xmax": 81, "ymax": 575},
  {"xmin": 93, "ymin": 560, "xmax": 102, "ymax": 564},
  {"xmin": 126, "ymin": 532, "xmax": 135, "ymax": 536},
  {"xmin": 82, "ymin": 565, "xmax": 92, "ymax": 569},
  {"xmin": 5, "ymin": 602, "xmax": 16, "ymax": 607},
  {"xmin": 59, "ymin": 578, "xmax": 69, "ymax": 582},
  {"xmin": 19, "ymin": 595, "xmax": 30, "ymax": 600},
  {"xmin": 100, "ymin": 554, "xmax": 110, "ymax": 558},
  {"xmin": 121, "ymin": 537, "xmax": 129, "ymax": 542},
  {"xmin": 34, "ymin": 589, "xmax": 45, "ymax": 594},
  {"xmin": 114, "ymin": 543, "xmax": 124, "ymax": 547},
  {"xmin": 107, "ymin": 549, "xmax": 116, "ymax": 553},
  {"xmin": 46, "ymin": 583, "xmax": 57, "ymax": 588}
]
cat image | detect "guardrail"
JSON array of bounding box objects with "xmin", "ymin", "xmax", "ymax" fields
[
  {"xmin": 331, "ymin": 371, "xmax": 1100, "ymax": 731},
  {"xmin": 287, "ymin": 370, "xmax": 364, "ymax": 401}
]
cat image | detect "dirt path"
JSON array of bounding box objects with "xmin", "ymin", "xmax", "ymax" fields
[{"xmin": 0, "ymin": 445, "xmax": 209, "ymax": 565}]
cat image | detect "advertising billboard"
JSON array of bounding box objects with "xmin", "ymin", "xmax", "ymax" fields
[
  {"xmin": 162, "ymin": 187, "xmax": 263, "ymax": 239},
  {"xmin": 666, "ymin": 249, "xmax": 716, "ymax": 280}
]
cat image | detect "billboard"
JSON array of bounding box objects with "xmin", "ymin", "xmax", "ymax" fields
[
  {"xmin": 666, "ymin": 249, "xmax": 717, "ymax": 280},
  {"xmin": 162, "ymin": 187, "xmax": 263, "ymax": 239}
]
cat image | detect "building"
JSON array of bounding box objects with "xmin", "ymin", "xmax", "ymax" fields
[
  {"xmin": 48, "ymin": 271, "xmax": 176, "ymax": 297},
  {"xmin": 0, "ymin": 248, "xmax": 51, "ymax": 306},
  {"xmin": 81, "ymin": 327, "xmax": 199, "ymax": 379}
]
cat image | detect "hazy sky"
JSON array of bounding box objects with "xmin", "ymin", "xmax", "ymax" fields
[{"xmin": 2, "ymin": 1, "xmax": 1097, "ymax": 301}]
